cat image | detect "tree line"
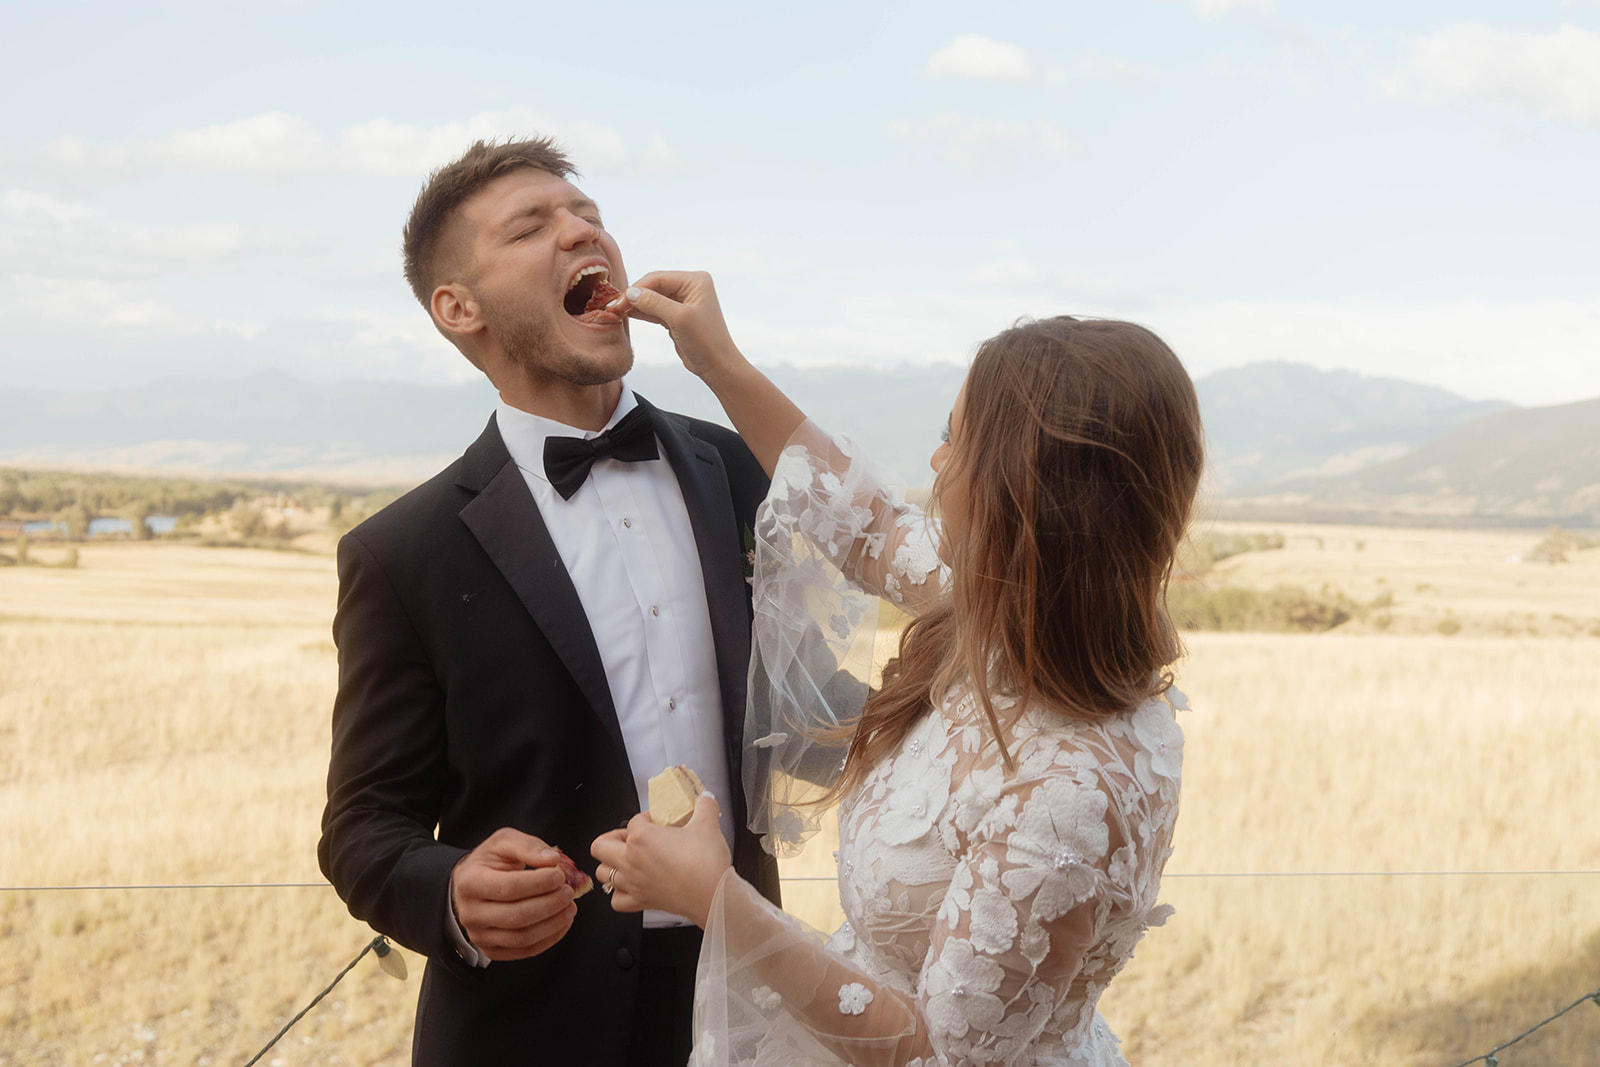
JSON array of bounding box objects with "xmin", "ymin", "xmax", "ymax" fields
[{"xmin": 0, "ymin": 467, "xmax": 403, "ymax": 542}]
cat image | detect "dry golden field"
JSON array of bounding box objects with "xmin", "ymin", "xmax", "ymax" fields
[{"xmin": 2, "ymin": 525, "xmax": 1598, "ymax": 1065}]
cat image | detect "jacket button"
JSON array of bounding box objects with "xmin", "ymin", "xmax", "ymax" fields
[{"xmin": 616, "ymin": 947, "xmax": 635, "ymax": 969}]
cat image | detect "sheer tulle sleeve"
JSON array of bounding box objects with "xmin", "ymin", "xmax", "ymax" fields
[
  {"xmin": 693, "ymin": 737, "xmax": 1165, "ymax": 1067},
  {"xmin": 743, "ymin": 420, "xmax": 951, "ymax": 855}
]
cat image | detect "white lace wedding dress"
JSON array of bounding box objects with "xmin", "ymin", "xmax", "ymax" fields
[{"xmin": 693, "ymin": 422, "xmax": 1186, "ymax": 1067}]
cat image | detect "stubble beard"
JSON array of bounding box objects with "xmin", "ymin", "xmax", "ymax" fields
[{"xmin": 485, "ymin": 294, "xmax": 635, "ymax": 387}]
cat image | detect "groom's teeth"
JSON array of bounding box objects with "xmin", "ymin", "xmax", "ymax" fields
[{"xmin": 567, "ymin": 265, "xmax": 608, "ymax": 291}]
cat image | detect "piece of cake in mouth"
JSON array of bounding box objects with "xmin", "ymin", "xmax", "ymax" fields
[
  {"xmin": 647, "ymin": 765, "xmax": 704, "ymax": 827},
  {"xmin": 564, "ymin": 264, "xmax": 623, "ymax": 321}
]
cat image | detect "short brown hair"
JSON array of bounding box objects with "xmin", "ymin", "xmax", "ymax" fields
[{"xmin": 401, "ymin": 137, "xmax": 575, "ymax": 310}]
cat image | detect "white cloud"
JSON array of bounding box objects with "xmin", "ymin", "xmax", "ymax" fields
[
  {"xmin": 1383, "ymin": 23, "xmax": 1600, "ymax": 129},
  {"xmin": 1186, "ymin": 0, "xmax": 1274, "ymax": 18},
  {"xmin": 11, "ymin": 109, "xmax": 679, "ymax": 186},
  {"xmin": 0, "ymin": 189, "xmax": 327, "ymax": 280},
  {"xmin": 1, "ymin": 274, "xmax": 260, "ymax": 340},
  {"xmin": 926, "ymin": 35, "xmax": 1033, "ymax": 82},
  {"xmin": 886, "ymin": 113, "xmax": 1071, "ymax": 170}
]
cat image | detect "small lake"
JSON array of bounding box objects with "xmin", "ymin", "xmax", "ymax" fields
[{"xmin": 21, "ymin": 516, "xmax": 179, "ymax": 536}]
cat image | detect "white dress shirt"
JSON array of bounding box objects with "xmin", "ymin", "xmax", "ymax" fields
[{"xmin": 450, "ymin": 385, "xmax": 738, "ymax": 963}]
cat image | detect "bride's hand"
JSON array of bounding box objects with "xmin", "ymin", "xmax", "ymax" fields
[
  {"xmin": 589, "ymin": 793, "xmax": 731, "ymax": 928},
  {"xmin": 614, "ymin": 271, "xmax": 749, "ymax": 385}
]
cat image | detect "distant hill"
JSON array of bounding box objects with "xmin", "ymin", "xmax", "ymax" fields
[
  {"xmin": 0, "ymin": 364, "xmax": 966, "ymax": 487},
  {"xmin": 1196, "ymin": 362, "xmax": 1512, "ymax": 492},
  {"xmin": 1, "ymin": 362, "xmax": 1539, "ymax": 518},
  {"xmin": 1225, "ymin": 396, "xmax": 1600, "ymax": 528}
]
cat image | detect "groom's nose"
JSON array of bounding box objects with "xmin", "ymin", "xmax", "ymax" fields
[{"xmin": 556, "ymin": 210, "xmax": 602, "ymax": 249}]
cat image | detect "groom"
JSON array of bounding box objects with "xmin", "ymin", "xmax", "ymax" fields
[{"xmin": 317, "ymin": 138, "xmax": 780, "ymax": 1066}]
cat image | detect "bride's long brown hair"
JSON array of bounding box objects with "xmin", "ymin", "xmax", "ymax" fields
[{"xmin": 836, "ymin": 316, "xmax": 1204, "ymax": 794}]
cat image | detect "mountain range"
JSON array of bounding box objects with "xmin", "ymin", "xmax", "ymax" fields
[
  {"xmin": 1223, "ymin": 395, "xmax": 1600, "ymax": 528},
  {"xmin": 3, "ymin": 362, "xmax": 1595, "ymax": 528}
]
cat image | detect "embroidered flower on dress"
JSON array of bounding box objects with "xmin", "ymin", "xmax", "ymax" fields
[
  {"xmin": 924, "ymin": 938, "xmax": 1006, "ymax": 1038},
  {"xmin": 951, "ymin": 763, "xmax": 1004, "ymax": 835},
  {"xmin": 1001, "ymin": 777, "xmax": 1110, "ymax": 921},
  {"xmin": 876, "ymin": 735, "xmax": 951, "ymax": 845},
  {"xmin": 752, "ymin": 985, "xmax": 783, "ymax": 1015},
  {"xmin": 1107, "ymin": 844, "xmax": 1135, "ymax": 886},
  {"xmin": 968, "ymin": 886, "xmax": 1019, "ymax": 956},
  {"xmin": 838, "ymin": 982, "xmax": 874, "ymax": 1015},
  {"xmin": 1129, "ymin": 700, "xmax": 1184, "ymax": 793}
]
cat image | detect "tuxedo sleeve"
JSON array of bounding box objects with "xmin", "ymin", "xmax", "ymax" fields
[{"xmin": 318, "ymin": 530, "xmax": 472, "ymax": 970}]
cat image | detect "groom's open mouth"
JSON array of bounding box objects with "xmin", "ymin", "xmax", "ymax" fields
[{"xmin": 564, "ymin": 265, "xmax": 623, "ymax": 322}]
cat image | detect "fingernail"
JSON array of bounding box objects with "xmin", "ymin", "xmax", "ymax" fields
[
  {"xmin": 701, "ymin": 790, "xmax": 716, "ymax": 802},
  {"xmin": 540, "ymin": 849, "xmax": 559, "ymax": 863},
  {"xmin": 625, "ymin": 286, "xmax": 641, "ymax": 302},
  {"xmin": 605, "ymin": 295, "xmax": 625, "ymax": 308}
]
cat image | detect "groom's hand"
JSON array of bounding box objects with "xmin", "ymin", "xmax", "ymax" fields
[{"xmin": 451, "ymin": 827, "xmax": 578, "ymax": 962}]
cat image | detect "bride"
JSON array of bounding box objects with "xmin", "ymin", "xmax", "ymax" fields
[{"xmin": 591, "ymin": 272, "xmax": 1205, "ymax": 1066}]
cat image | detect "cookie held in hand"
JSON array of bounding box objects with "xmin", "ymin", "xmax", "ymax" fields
[
  {"xmin": 553, "ymin": 849, "xmax": 593, "ymax": 899},
  {"xmin": 647, "ymin": 765, "xmax": 705, "ymax": 827}
]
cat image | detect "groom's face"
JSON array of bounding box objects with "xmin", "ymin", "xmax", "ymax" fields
[{"xmin": 458, "ymin": 167, "xmax": 634, "ymax": 386}]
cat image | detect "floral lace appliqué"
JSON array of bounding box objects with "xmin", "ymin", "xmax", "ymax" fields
[
  {"xmin": 752, "ymin": 985, "xmax": 783, "ymax": 1015},
  {"xmin": 839, "ymin": 982, "xmax": 874, "ymax": 1015}
]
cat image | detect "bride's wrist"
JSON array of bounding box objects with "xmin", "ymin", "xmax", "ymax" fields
[{"xmin": 691, "ymin": 865, "xmax": 737, "ymax": 929}]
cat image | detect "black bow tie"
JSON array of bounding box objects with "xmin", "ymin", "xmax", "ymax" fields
[{"xmin": 543, "ymin": 404, "xmax": 660, "ymax": 500}]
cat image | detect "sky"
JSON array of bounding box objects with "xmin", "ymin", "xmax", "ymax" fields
[{"xmin": 1, "ymin": 0, "xmax": 1597, "ymax": 407}]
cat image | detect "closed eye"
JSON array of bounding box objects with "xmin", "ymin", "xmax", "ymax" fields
[{"xmin": 940, "ymin": 416, "xmax": 951, "ymax": 444}]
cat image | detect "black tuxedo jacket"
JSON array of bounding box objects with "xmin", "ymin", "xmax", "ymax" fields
[{"xmin": 318, "ymin": 398, "xmax": 781, "ymax": 1065}]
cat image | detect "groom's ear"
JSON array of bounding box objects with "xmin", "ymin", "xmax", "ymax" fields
[{"xmin": 433, "ymin": 283, "xmax": 485, "ymax": 340}]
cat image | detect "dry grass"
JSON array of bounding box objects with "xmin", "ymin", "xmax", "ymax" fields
[
  {"xmin": 1195, "ymin": 520, "xmax": 1600, "ymax": 638},
  {"xmin": 1101, "ymin": 632, "xmax": 1600, "ymax": 1065},
  {"xmin": 2, "ymin": 531, "xmax": 1598, "ymax": 1064}
]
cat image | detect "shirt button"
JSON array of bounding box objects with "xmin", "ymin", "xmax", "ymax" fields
[
  {"xmin": 668, "ymin": 698, "xmax": 677, "ymax": 711},
  {"xmin": 615, "ymin": 947, "xmax": 635, "ymax": 969},
  {"xmin": 622, "ymin": 518, "xmax": 632, "ymax": 529},
  {"xmin": 650, "ymin": 606, "xmax": 659, "ymax": 617}
]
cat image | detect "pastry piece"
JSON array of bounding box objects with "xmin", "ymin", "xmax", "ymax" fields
[
  {"xmin": 647, "ymin": 765, "xmax": 705, "ymax": 827},
  {"xmin": 583, "ymin": 279, "xmax": 622, "ymax": 314},
  {"xmin": 553, "ymin": 849, "xmax": 593, "ymax": 899},
  {"xmin": 563, "ymin": 264, "xmax": 623, "ymax": 322}
]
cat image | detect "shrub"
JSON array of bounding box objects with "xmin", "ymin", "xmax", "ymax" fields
[
  {"xmin": 1168, "ymin": 582, "xmax": 1356, "ymax": 633},
  {"xmin": 1525, "ymin": 526, "xmax": 1600, "ymax": 564}
]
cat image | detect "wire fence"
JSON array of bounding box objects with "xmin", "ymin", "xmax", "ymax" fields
[{"xmin": 4, "ymin": 871, "xmax": 1598, "ymax": 1065}]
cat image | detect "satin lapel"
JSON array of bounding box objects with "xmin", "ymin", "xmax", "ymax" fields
[
  {"xmin": 456, "ymin": 421, "xmax": 626, "ymax": 760},
  {"xmin": 641, "ymin": 400, "xmax": 751, "ymax": 751}
]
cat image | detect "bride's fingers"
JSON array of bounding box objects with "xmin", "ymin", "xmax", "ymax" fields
[
  {"xmin": 607, "ymin": 888, "xmax": 644, "ymax": 912},
  {"xmin": 621, "ymin": 284, "xmax": 685, "ymax": 332},
  {"xmin": 590, "ymin": 829, "xmax": 627, "ymax": 869},
  {"xmin": 630, "ymin": 270, "xmax": 703, "ymax": 303}
]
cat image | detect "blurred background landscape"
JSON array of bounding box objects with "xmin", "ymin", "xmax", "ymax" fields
[{"xmin": 4, "ymin": 0, "xmax": 1599, "ymax": 1063}]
